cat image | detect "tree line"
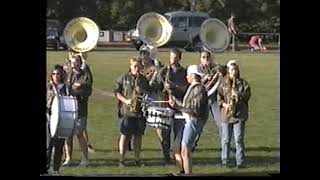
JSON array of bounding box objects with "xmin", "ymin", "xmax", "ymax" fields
[{"xmin": 47, "ymin": 0, "xmax": 279, "ymax": 33}]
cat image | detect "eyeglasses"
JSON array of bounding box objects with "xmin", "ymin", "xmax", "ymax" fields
[
  {"xmin": 52, "ymin": 73, "xmax": 61, "ymax": 75},
  {"xmin": 201, "ymin": 56, "xmax": 210, "ymax": 58}
]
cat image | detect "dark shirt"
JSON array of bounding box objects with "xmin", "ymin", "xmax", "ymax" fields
[
  {"xmin": 114, "ymin": 72, "xmax": 150, "ymax": 117},
  {"xmin": 156, "ymin": 64, "xmax": 188, "ymax": 102},
  {"xmin": 66, "ymin": 69, "xmax": 92, "ymax": 117}
]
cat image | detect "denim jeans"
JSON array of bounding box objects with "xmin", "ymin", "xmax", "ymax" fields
[
  {"xmin": 221, "ymin": 121, "xmax": 246, "ymax": 165},
  {"xmin": 209, "ymin": 101, "xmax": 222, "ymax": 139}
]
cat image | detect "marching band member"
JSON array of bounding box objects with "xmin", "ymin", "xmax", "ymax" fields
[
  {"xmin": 63, "ymin": 50, "xmax": 96, "ymax": 154},
  {"xmin": 169, "ymin": 65, "xmax": 209, "ymax": 175},
  {"xmin": 126, "ymin": 46, "xmax": 163, "ymax": 152},
  {"xmin": 193, "ymin": 50, "xmax": 226, "ymax": 151},
  {"xmin": 139, "ymin": 45, "xmax": 163, "ymax": 68},
  {"xmin": 155, "ymin": 48, "xmax": 188, "ymax": 165},
  {"xmin": 217, "ymin": 60, "xmax": 251, "ymax": 168},
  {"xmin": 46, "ymin": 65, "xmax": 68, "ymax": 175},
  {"xmin": 63, "ymin": 54, "xmax": 92, "ymax": 167},
  {"xmin": 114, "ymin": 57, "xmax": 151, "ymax": 167}
]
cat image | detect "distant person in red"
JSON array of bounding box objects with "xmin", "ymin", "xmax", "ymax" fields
[{"xmin": 249, "ymin": 35, "xmax": 266, "ymax": 51}]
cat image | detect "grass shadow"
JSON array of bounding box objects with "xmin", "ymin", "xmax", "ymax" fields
[
  {"xmin": 75, "ymin": 155, "xmax": 279, "ymax": 168},
  {"xmin": 85, "ymin": 146, "xmax": 279, "ymax": 154},
  {"xmin": 193, "ymin": 146, "xmax": 280, "ymax": 153}
]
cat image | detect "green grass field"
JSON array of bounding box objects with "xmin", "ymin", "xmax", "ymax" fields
[{"xmin": 46, "ymin": 50, "xmax": 280, "ymax": 176}]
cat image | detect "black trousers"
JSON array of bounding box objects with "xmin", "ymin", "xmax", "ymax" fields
[
  {"xmin": 158, "ymin": 128, "xmax": 171, "ymax": 161},
  {"xmin": 46, "ymin": 122, "xmax": 65, "ymax": 171}
]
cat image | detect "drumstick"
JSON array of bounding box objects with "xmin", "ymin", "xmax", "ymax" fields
[{"xmin": 150, "ymin": 100, "xmax": 170, "ymax": 103}]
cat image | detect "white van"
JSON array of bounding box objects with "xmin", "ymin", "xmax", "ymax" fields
[
  {"xmin": 164, "ymin": 11, "xmax": 209, "ymax": 50},
  {"xmin": 131, "ymin": 11, "xmax": 210, "ymax": 51}
]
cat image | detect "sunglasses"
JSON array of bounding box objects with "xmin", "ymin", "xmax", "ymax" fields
[{"xmin": 201, "ymin": 56, "xmax": 210, "ymax": 58}]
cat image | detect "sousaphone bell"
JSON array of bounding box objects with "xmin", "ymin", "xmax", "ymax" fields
[
  {"xmin": 136, "ymin": 12, "xmax": 173, "ymax": 48},
  {"xmin": 200, "ymin": 18, "xmax": 230, "ymax": 53},
  {"xmin": 63, "ymin": 17, "xmax": 100, "ymax": 52}
]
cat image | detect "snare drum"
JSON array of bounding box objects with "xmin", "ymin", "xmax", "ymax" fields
[
  {"xmin": 49, "ymin": 95, "xmax": 78, "ymax": 138},
  {"xmin": 145, "ymin": 106, "xmax": 175, "ymax": 129}
]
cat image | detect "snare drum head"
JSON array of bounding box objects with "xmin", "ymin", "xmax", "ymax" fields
[
  {"xmin": 49, "ymin": 96, "xmax": 59, "ymax": 137},
  {"xmin": 147, "ymin": 106, "xmax": 174, "ymax": 116}
]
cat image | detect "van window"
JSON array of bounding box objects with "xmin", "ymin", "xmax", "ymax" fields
[
  {"xmin": 189, "ymin": 17, "xmax": 208, "ymax": 27},
  {"xmin": 171, "ymin": 17, "xmax": 188, "ymax": 28}
]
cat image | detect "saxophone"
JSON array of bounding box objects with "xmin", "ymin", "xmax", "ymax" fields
[
  {"xmin": 161, "ymin": 65, "xmax": 173, "ymax": 107},
  {"xmin": 226, "ymin": 77, "xmax": 238, "ymax": 119},
  {"xmin": 164, "ymin": 65, "xmax": 173, "ymax": 94},
  {"xmin": 204, "ymin": 64, "xmax": 222, "ymax": 91},
  {"xmin": 142, "ymin": 65, "xmax": 158, "ymax": 86},
  {"xmin": 128, "ymin": 74, "xmax": 143, "ymax": 113}
]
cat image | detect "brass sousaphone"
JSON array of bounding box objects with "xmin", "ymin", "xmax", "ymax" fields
[
  {"xmin": 136, "ymin": 12, "xmax": 173, "ymax": 48},
  {"xmin": 199, "ymin": 18, "xmax": 230, "ymax": 96},
  {"xmin": 136, "ymin": 12, "xmax": 173, "ymax": 85},
  {"xmin": 200, "ymin": 18, "xmax": 230, "ymax": 53},
  {"xmin": 63, "ymin": 17, "xmax": 100, "ymax": 52}
]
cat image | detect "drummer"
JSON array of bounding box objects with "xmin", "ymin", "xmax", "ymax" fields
[
  {"xmin": 168, "ymin": 65, "xmax": 209, "ymax": 175},
  {"xmin": 46, "ymin": 64, "xmax": 68, "ymax": 175},
  {"xmin": 155, "ymin": 48, "xmax": 188, "ymax": 165},
  {"xmin": 63, "ymin": 54, "xmax": 92, "ymax": 167}
]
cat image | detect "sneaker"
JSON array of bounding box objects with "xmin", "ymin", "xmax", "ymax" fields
[
  {"xmin": 171, "ymin": 171, "xmax": 184, "ymax": 176},
  {"xmin": 52, "ymin": 171, "xmax": 60, "ymax": 175},
  {"xmin": 118, "ymin": 161, "xmax": 126, "ymax": 168},
  {"xmin": 62, "ymin": 160, "xmax": 71, "ymax": 166},
  {"xmin": 78, "ymin": 159, "xmax": 89, "ymax": 167},
  {"xmin": 236, "ymin": 164, "xmax": 247, "ymax": 169},
  {"xmin": 88, "ymin": 144, "xmax": 96, "ymax": 153},
  {"xmin": 221, "ymin": 163, "xmax": 232, "ymax": 168},
  {"xmin": 134, "ymin": 160, "xmax": 145, "ymax": 167}
]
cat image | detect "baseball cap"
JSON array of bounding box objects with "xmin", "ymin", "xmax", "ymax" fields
[
  {"xmin": 226, "ymin": 60, "xmax": 237, "ymax": 68},
  {"xmin": 187, "ymin": 65, "xmax": 204, "ymax": 77}
]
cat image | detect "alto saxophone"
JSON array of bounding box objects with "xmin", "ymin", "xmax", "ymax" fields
[
  {"xmin": 161, "ymin": 65, "xmax": 173, "ymax": 107},
  {"xmin": 226, "ymin": 77, "xmax": 238, "ymax": 119},
  {"xmin": 128, "ymin": 74, "xmax": 143, "ymax": 113},
  {"xmin": 164, "ymin": 65, "xmax": 174, "ymax": 94}
]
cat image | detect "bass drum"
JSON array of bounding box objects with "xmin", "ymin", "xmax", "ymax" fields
[{"xmin": 49, "ymin": 96, "xmax": 78, "ymax": 138}]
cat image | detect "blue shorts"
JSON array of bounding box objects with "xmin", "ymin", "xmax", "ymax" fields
[
  {"xmin": 181, "ymin": 120, "xmax": 202, "ymax": 148},
  {"xmin": 119, "ymin": 116, "xmax": 146, "ymax": 136}
]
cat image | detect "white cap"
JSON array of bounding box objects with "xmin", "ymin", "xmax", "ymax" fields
[
  {"xmin": 187, "ymin": 65, "xmax": 204, "ymax": 77},
  {"xmin": 226, "ymin": 60, "xmax": 237, "ymax": 68}
]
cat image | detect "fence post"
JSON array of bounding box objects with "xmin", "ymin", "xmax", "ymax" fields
[{"xmin": 232, "ymin": 33, "xmax": 235, "ymax": 52}]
